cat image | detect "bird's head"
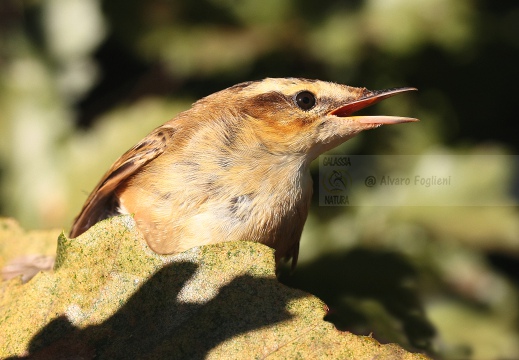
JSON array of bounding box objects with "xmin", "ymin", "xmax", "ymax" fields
[{"xmin": 197, "ymin": 78, "xmax": 417, "ymax": 161}]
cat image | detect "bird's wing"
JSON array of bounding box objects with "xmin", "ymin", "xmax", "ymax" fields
[{"xmin": 69, "ymin": 125, "xmax": 177, "ymax": 237}]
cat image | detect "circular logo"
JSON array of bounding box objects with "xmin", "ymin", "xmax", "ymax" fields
[{"xmin": 322, "ymin": 169, "xmax": 352, "ymax": 193}]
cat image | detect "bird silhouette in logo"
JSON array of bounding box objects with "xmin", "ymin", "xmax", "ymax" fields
[{"xmin": 327, "ymin": 170, "xmax": 348, "ymax": 192}]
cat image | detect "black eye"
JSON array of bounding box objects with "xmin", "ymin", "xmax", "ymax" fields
[{"xmin": 295, "ymin": 91, "xmax": 316, "ymax": 110}]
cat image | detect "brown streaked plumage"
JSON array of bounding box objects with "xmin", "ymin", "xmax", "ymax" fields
[{"xmin": 70, "ymin": 78, "xmax": 417, "ymax": 267}]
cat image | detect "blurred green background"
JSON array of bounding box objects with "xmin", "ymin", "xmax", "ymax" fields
[{"xmin": 1, "ymin": 0, "xmax": 518, "ymax": 358}]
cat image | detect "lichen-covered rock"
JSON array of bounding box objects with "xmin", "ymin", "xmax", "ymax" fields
[{"xmin": 0, "ymin": 216, "xmax": 428, "ymax": 359}]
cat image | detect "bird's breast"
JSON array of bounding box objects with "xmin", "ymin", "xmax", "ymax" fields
[{"xmin": 117, "ymin": 150, "xmax": 312, "ymax": 260}]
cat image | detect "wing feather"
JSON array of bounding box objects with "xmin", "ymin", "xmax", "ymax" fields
[{"xmin": 69, "ymin": 125, "xmax": 176, "ymax": 237}]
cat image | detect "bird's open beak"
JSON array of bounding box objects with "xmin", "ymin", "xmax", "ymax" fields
[{"xmin": 329, "ymin": 87, "xmax": 418, "ymax": 124}]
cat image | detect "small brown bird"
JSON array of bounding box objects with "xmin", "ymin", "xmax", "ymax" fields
[{"xmin": 70, "ymin": 78, "xmax": 417, "ymax": 267}]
